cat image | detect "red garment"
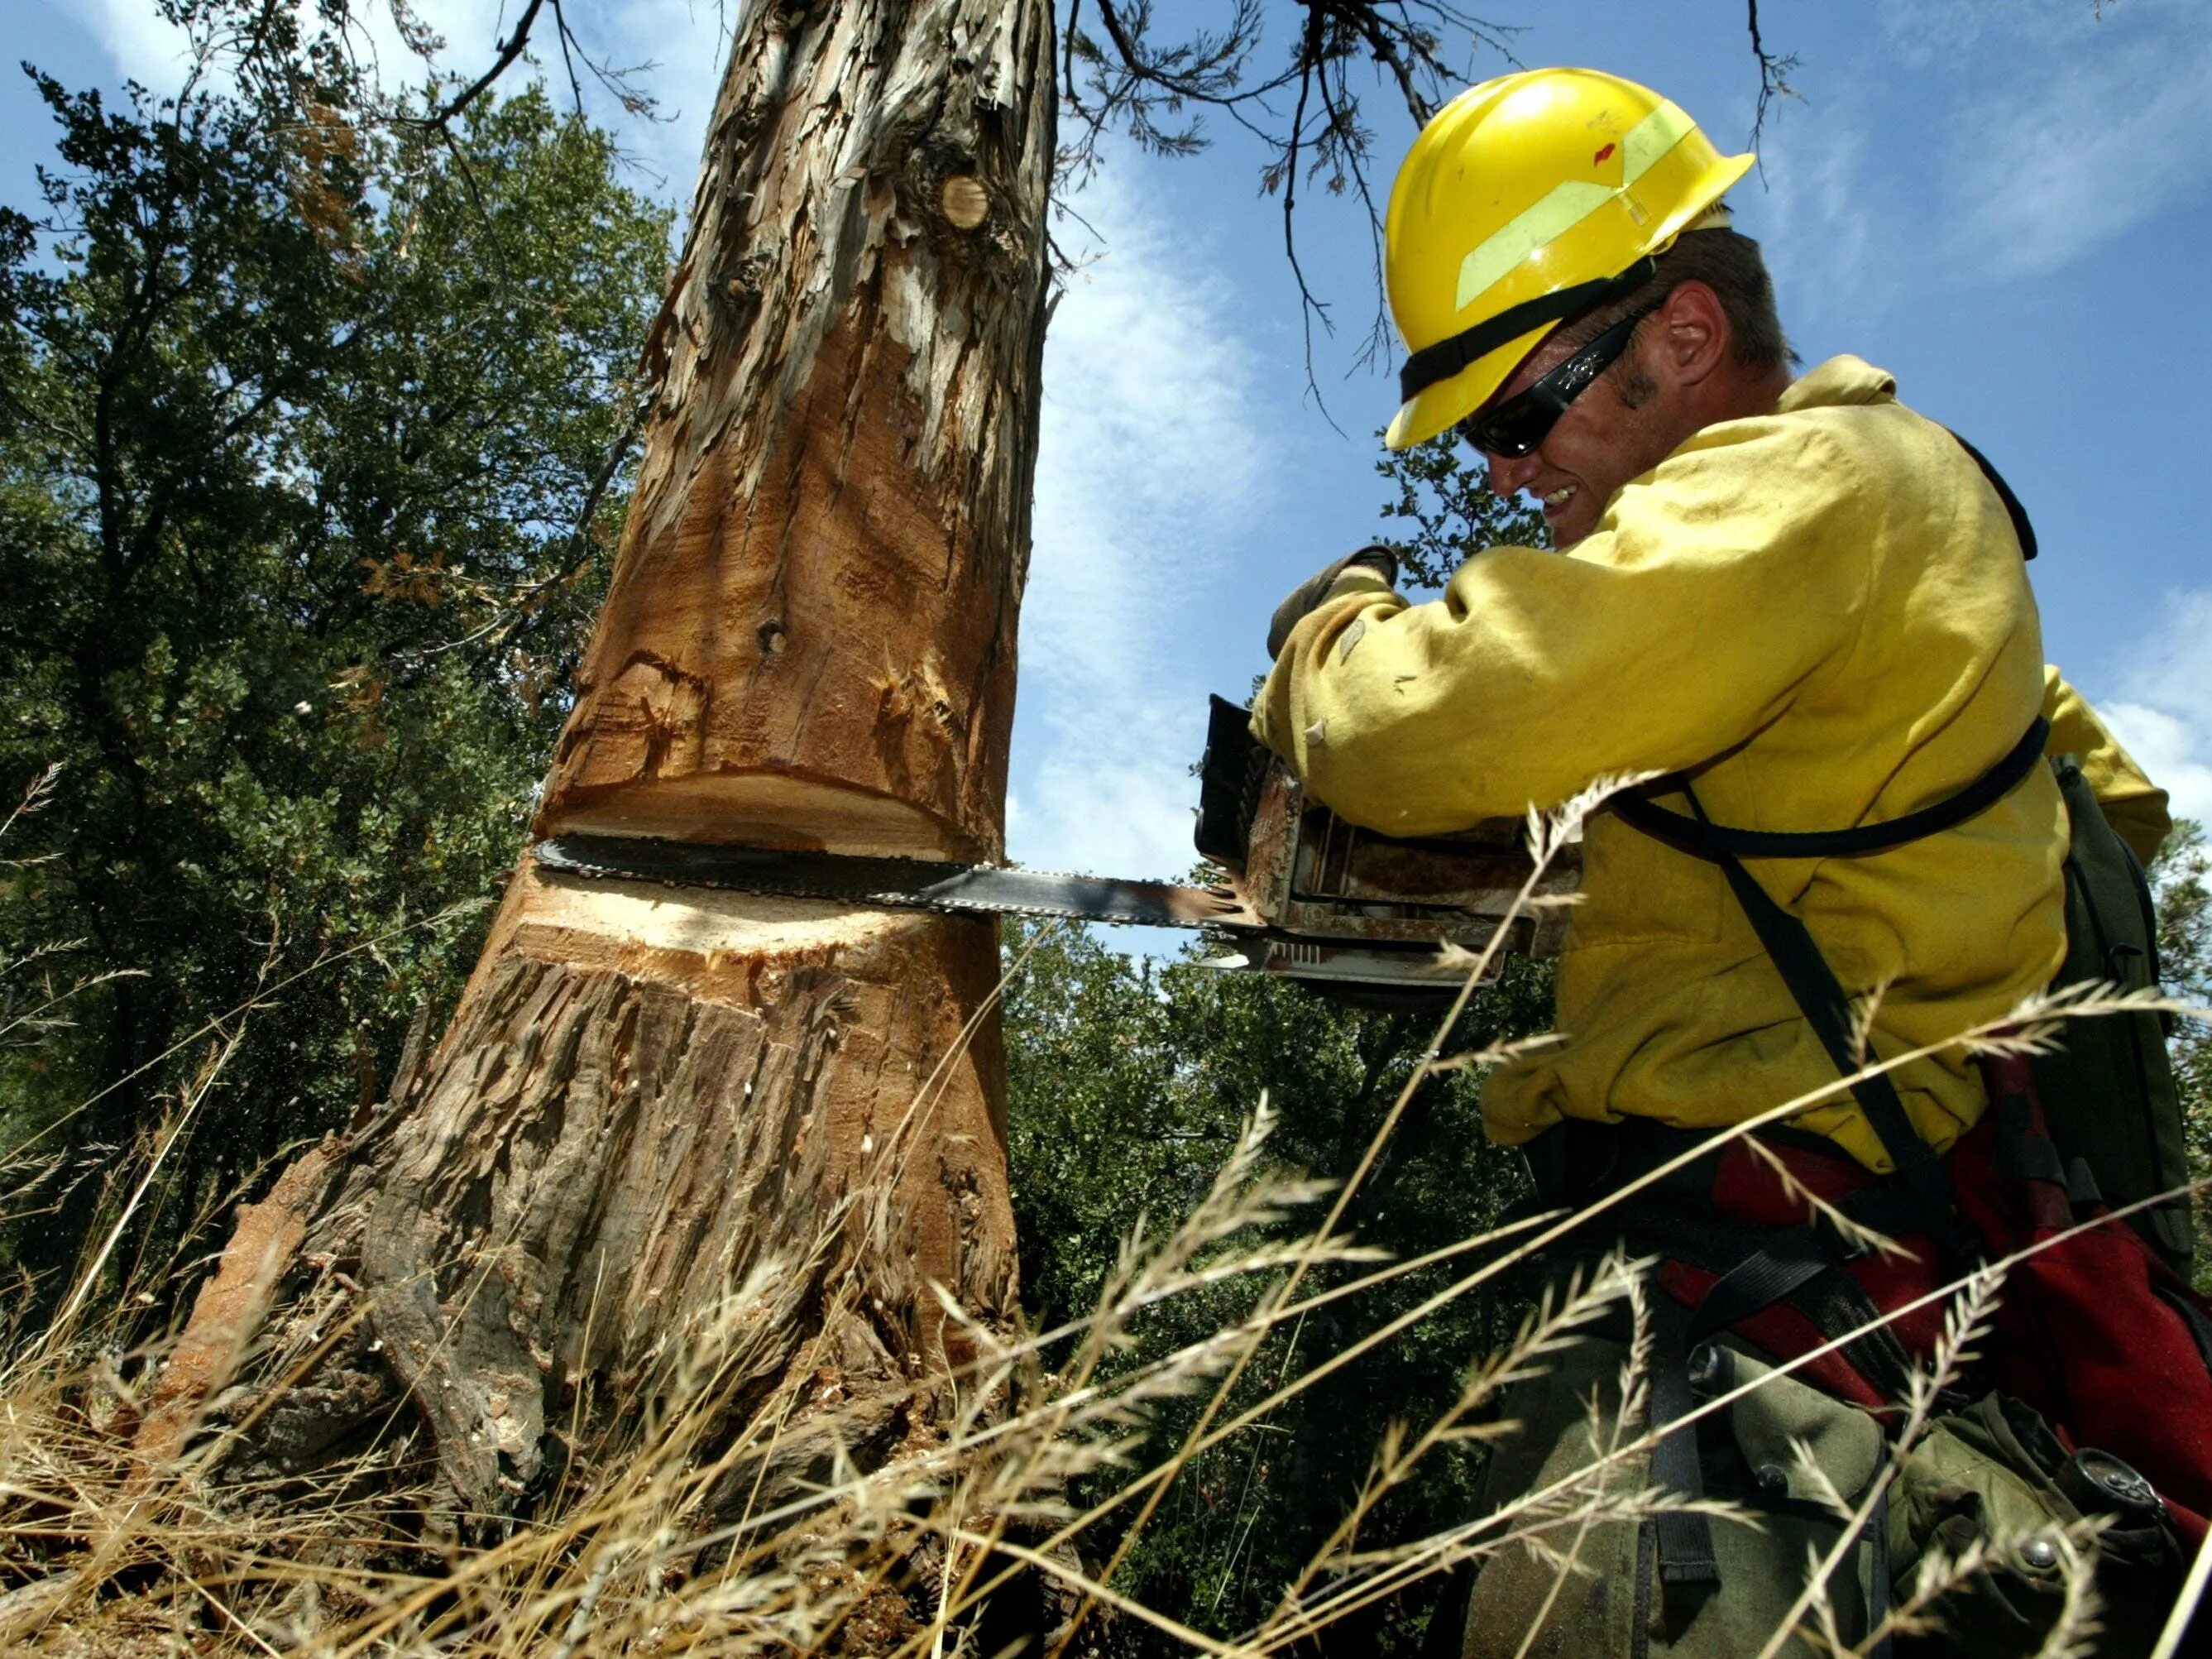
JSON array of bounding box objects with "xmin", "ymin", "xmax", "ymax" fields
[
  {"xmin": 1654, "ymin": 1058, "xmax": 2212, "ymax": 1532},
  {"xmin": 1956, "ymin": 1057, "xmax": 2212, "ymax": 1527},
  {"xmin": 1655, "ymin": 1134, "xmax": 1947, "ymax": 1412}
]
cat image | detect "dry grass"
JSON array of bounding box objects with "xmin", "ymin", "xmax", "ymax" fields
[{"xmin": 1, "ymin": 777, "xmax": 2206, "ymax": 1656}]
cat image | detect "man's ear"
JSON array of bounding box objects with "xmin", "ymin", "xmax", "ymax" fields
[{"xmin": 1657, "ymin": 280, "xmax": 1729, "ymax": 388}]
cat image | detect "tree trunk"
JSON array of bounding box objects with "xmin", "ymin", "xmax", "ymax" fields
[{"xmin": 145, "ymin": 0, "xmax": 1055, "ymax": 1532}]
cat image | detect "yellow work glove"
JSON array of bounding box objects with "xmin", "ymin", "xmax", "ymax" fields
[{"xmin": 1266, "ymin": 544, "xmax": 1400, "ymax": 658}]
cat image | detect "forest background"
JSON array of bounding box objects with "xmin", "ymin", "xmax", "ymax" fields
[{"xmin": 2, "ymin": 0, "xmax": 2209, "ymax": 1648}]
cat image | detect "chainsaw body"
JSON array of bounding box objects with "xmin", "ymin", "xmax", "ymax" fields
[{"xmin": 1193, "ymin": 695, "xmax": 1578, "ymax": 989}]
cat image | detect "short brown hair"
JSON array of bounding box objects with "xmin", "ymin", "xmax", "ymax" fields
[{"xmin": 1565, "ymin": 227, "xmax": 1795, "ymax": 376}]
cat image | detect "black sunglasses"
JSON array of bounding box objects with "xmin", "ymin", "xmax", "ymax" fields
[{"xmin": 1456, "ymin": 303, "xmax": 1660, "ymax": 459}]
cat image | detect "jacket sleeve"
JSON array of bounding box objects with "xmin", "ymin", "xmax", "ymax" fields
[
  {"xmin": 1251, "ymin": 420, "xmax": 1877, "ymax": 835},
  {"xmin": 2042, "ymin": 667, "xmax": 2171, "ymax": 865}
]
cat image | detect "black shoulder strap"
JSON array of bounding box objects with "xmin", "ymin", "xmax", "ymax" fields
[
  {"xmin": 1614, "ymin": 718, "xmax": 2048, "ymax": 861},
  {"xmin": 1948, "ymin": 430, "xmax": 2037, "ymax": 562},
  {"xmin": 1615, "ymin": 717, "xmax": 2054, "ymax": 1234},
  {"xmin": 1677, "ymin": 788, "xmax": 1956, "ymax": 1227}
]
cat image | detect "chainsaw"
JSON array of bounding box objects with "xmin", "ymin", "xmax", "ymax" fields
[{"xmin": 534, "ymin": 695, "xmax": 1578, "ymax": 992}]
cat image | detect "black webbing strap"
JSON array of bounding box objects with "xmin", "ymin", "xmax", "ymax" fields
[
  {"xmin": 1397, "ymin": 257, "xmax": 1656, "ymax": 404},
  {"xmin": 1788, "ymin": 1264, "xmax": 1918, "ymax": 1406},
  {"xmin": 1865, "ymin": 1487, "xmax": 1894, "ymax": 1659},
  {"xmin": 1679, "ymin": 1230, "xmax": 1918, "ymax": 1404},
  {"xmin": 2064, "ymin": 1157, "xmax": 2103, "ymax": 1211},
  {"xmin": 1990, "ymin": 1120, "xmax": 2068, "ymax": 1187},
  {"xmin": 1612, "ymin": 718, "xmax": 2049, "ymax": 861},
  {"xmin": 1949, "ymin": 430, "xmax": 2038, "ymax": 562},
  {"xmin": 1683, "ymin": 1223, "xmax": 1831, "ymax": 1346},
  {"xmin": 1676, "ymin": 787, "xmax": 1956, "ymax": 1235},
  {"xmin": 1648, "ymin": 1296, "xmax": 1721, "ymax": 1589}
]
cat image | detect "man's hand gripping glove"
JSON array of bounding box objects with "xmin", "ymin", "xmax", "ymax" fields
[{"xmin": 1265, "ymin": 544, "xmax": 1400, "ymax": 658}]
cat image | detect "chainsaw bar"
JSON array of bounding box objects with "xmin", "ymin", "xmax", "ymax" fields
[{"xmin": 533, "ymin": 834, "xmax": 1262, "ymax": 930}]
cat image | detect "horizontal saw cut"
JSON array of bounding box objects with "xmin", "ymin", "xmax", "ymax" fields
[
  {"xmin": 534, "ymin": 693, "xmax": 1582, "ymax": 992},
  {"xmin": 534, "ymin": 837, "xmax": 1260, "ymax": 928}
]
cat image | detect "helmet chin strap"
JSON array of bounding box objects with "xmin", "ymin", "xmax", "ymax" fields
[
  {"xmin": 1397, "ymin": 257, "xmax": 1656, "ymax": 405},
  {"xmin": 1397, "ymin": 209, "xmax": 1745, "ymax": 410}
]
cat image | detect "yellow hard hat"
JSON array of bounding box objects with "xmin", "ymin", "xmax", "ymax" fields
[{"xmin": 1383, "ymin": 68, "xmax": 1754, "ymax": 450}]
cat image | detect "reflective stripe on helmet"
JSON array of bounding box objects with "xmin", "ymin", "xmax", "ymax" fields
[{"xmin": 1454, "ymin": 100, "xmax": 1698, "ymax": 312}]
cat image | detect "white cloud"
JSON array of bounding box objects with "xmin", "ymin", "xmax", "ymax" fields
[
  {"xmin": 2103, "ymin": 588, "xmax": 2212, "ymax": 824},
  {"xmin": 1008, "ymin": 732, "xmax": 1204, "ymax": 883},
  {"xmin": 1749, "ymin": 93, "xmax": 1885, "ymax": 320},
  {"xmin": 2104, "ymin": 704, "xmax": 2212, "ymax": 828},
  {"xmin": 78, "ymin": 0, "xmax": 194, "ymax": 89},
  {"xmin": 1010, "ymin": 163, "xmax": 1271, "ymax": 880},
  {"xmin": 1935, "ymin": 3, "xmax": 2212, "ymax": 280},
  {"xmin": 1757, "ymin": 0, "xmax": 2212, "ymax": 320},
  {"xmin": 2121, "ymin": 588, "xmax": 2212, "ymax": 729},
  {"xmin": 1875, "ymin": 0, "xmax": 2060, "ymax": 67}
]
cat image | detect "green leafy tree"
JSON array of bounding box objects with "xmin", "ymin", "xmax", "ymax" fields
[
  {"xmin": 0, "ymin": 65, "xmax": 670, "ymax": 1306},
  {"xmin": 1374, "ymin": 429, "xmax": 1551, "ymax": 592},
  {"xmin": 2149, "ymin": 820, "xmax": 2212, "ymax": 1287},
  {"xmin": 1004, "ymin": 923, "xmax": 1555, "ymax": 1651}
]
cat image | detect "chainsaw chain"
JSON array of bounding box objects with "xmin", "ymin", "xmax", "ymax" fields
[{"xmin": 531, "ymin": 835, "xmax": 1247, "ymax": 931}]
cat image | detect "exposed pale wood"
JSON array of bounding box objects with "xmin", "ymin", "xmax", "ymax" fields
[
  {"xmin": 941, "ymin": 175, "xmax": 992, "ymax": 231},
  {"xmin": 152, "ymin": 0, "xmax": 1056, "ymax": 1534}
]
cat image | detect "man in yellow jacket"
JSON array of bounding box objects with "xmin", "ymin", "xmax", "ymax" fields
[{"xmin": 1252, "ymin": 68, "xmax": 2171, "ymax": 1657}]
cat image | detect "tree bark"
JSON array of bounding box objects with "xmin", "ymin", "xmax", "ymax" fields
[{"xmin": 151, "ymin": 0, "xmax": 1054, "ymax": 1532}]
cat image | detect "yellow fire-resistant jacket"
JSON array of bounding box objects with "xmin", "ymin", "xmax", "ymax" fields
[{"xmin": 1253, "ymin": 357, "xmax": 2169, "ymax": 1170}]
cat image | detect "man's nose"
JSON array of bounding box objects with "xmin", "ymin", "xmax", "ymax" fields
[{"xmin": 1483, "ymin": 446, "xmax": 1541, "ymax": 499}]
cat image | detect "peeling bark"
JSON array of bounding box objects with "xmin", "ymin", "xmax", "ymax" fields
[
  {"xmin": 545, "ymin": 0, "xmax": 1052, "ymax": 861},
  {"xmin": 154, "ymin": 0, "xmax": 1055, "ymax": 1532},
  {"xmin": 134, "ymin": 1143, "xmax": 338, "ymax": 1471}
]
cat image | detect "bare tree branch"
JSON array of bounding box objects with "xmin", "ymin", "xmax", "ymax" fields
[
  {"xmin": 417, "ymin": 0, "xmax": 548, "ymax": 131},
  {"xmin": 1061, "ymin": 2, "xmax": 1519, "ymax": 409},
  {"xmin": 1745, "ymin": 0, "xmax": 1802, "ymax": 152},
  {"xmin": 1276, "ymin": 10, "xmax": 1336, "ymax": 428}
]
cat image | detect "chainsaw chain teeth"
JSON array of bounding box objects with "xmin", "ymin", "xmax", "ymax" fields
[
  {"xmin": 545, "ymin": 860, "xmax": 1159, "ymax": 925},
  {"xmin": 530, "ymin": 836, "xmax": 1244, "ymax": 931}
]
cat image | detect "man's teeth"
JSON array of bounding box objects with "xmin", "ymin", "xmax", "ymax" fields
[{"xmin": 1541, "ymin": 484, "xmax": 1579, "ymax": 509}]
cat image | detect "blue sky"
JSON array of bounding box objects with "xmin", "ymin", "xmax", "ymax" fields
[{"xmin": 10, "ymin": 0, "xmax": 2210, "ymax": 884}]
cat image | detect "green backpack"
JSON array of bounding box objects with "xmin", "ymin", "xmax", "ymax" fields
[{"xmin": 2030, "ymin": 755, "xmax": 2194, "ymax": 1274}]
